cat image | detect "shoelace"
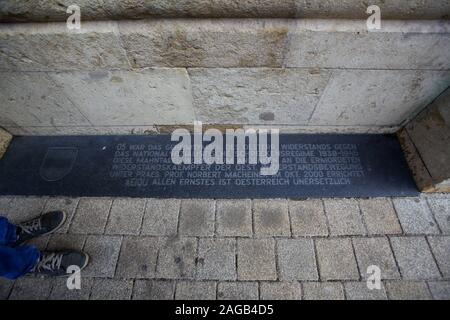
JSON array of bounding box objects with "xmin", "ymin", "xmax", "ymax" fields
[
  {"xmin": 32, "ymin": 253, "xmax": 64, "ymax": 273},
  {"xmin": 18, "ymin": 218, "xmax": 42, "ymax": 235}
]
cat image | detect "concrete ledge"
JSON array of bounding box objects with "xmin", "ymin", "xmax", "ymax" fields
[
  {"xmin": 0, "ymin": 128, "xmax": 12, "ymax": 159},
  {"xmin": 400, "ymin": 88, "xmax": 450, "ymax": 193},
  {"xmin": 1, "ymin": 68, "xmax": 448, "ymax": 135},
  {"xmin": 1, "ymin": 19, "xmax": 449, "ymax": 71},
  {"xmin": 1, "ymin": 1, "xmax": 449, "ymax": 22}
]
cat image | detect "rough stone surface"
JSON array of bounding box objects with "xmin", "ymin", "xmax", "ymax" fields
[
  {"xmin": 189, "ymin": 68, "xmax": 330, "ymax": 124},
  {"xmin": 179, "ymin": 200, "xmax": 215, "ymax": 236},
  {"xmin": 324, "ymin": 199, "xmax": 366, "ymax": 236},
  {"xmin": 277, "ymin": 239, "xmax": 318, "ymax": 281},
  {"xmin": 105, "ymin": 198, "xmax": 146, "ymax": 235},
  {"xmin": 344, "ymin": 282, "xmax": 388, "ymax": 300},
  {"xmin": 47, "ymin": 234, "xmax": 86, "ymax": 251},
  {"xmin": 4, "ymin": 196, "xmax": 47, "ymax": 222},
  {"xmin": 133, "ymin": 280, "xmax": 175, "ymax": 300},
  {"xmin": 175, "ymin": 281, "xmax": 217, "ymax": 300},
  {"xmin": 216, "ymin": 200, "xmax": 252, "ymax": 237},
  {"xmin": 392, "ymin": 198, "xmax": 439, "ymax": 235},
  {"xmin": 48, "ymin": 278, "xmax": 93, "ymax": 300},
  {"xmin": 9, "ymin": 278, "xmax": 53, "ymax": 300},
  {"xmin": 1, "ymin": 1, "xmax": 450, "ymax": 21},
  {"xmin": 303, "ymin": 282, "xmax": 345, "ymax": 300},
  {"xmin": 406, "ymin": 89, "xmax": 450, "ymax": 191},
  {"xmin": 309, "ymin": 70, "xmax": 450, "ymax": 127},
  {"xmin": 197, "ymin": 238, "xmax": 236, "ymax": 280},
  {"xmin": 156, "ymin": 237, "xmax": 197, "ymax": 279},
  {"xmin": 427, "ymin": 236, "xmax": 450, "ymax": 278},
  {"xmin": 316, "ymin": 238, "xmax": 359, "ymax": 280},
  {"xmin": 141, "ymin": 199, "xmax": 180, "ymax": 236},
  {"xmin": 217, "ymin": 282, "xmax": 258, "ymax": 300},
  {"xmin": 260, "ymin": 282, "xmax": 302, "ymax": 300},
  {"xmin": 49, "ymin": 69, "xmax": 195, "ymax": 126},
  {"xmin": 428, "ymin": 281, "xmax": 450, "ymax": 300},
  {"xmin": 0, "ymin": 278, "xmax": 14, "ymax": 300},
  {"xmin": 83, "ymin": 235, "xmax": 122, "ymax": 278},
  {"xmin": 119, "ymin": 20, "xmax": 288, "ymax": 68},
  {"xmin": 253, "ymin": 200, "xmax": 290, "ymax": 236},
  {"xmin": 70, "ymin": 198, "xmax": 112, "ymax": 234},
  {"xmin": 427, "ymin": 198, "xmax": 450, "ymax": 234},
  {"xmin": 0, "ymin": 128, "xmax": 12, "ymax": 159},
  {"xmin": 289, "ymin": 199, "xmax": 328, "ymax": 236},
  {"xmin": 359, "ymin": 198, "xmax": 402, "ymax": 235},
  {"xmin": 385, "ymin": 281, "xmax": 432, "ymax": 300},
  {"xmin": 390, "ymin": 237, "xmax": 441, "ymax": 280},
  {"xmin": 0, "ymin": 22, "xmax": 129, "ymax": 71},
  {"xmin": 116, "ymin": 237, "xmax": 159, "ymax": 279},
  {"xmin": 237, "ymin": 239, "xmax": 276, "ymax": 281},
  {"xmin": 90, "ymin": 279, "xmax": 133, "ymax": 300},
  {"xmin": 352, "ymin": 237, "xmax": 400, "ymax": 280}
]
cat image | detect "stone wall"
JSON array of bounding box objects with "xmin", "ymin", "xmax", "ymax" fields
[
  {"xmin": 0, "ymin": 19, "xmax": 449, "ymax": 135},
  {"xmin": 1, "ymin": 0, "xmax": 449, "ymax": 21},
  {"xmin": 399, "ymin": 88, "xmax": 450, "ymax": 193}
]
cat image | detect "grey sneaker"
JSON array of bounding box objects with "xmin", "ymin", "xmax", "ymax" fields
[
  {"xmin": 15, "ymin": 211, "xmax": 67, "ymax": 245},
  {"xmin": 30, "ymin": 251, "xmax": 90, "ymax": 277}
]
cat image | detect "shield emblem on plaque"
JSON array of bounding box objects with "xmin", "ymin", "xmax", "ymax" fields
[{"xmin": 39, "ymin": 147, "xmax": 78, "ymax": 182}]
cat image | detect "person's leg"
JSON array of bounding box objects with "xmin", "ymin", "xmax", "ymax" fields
[
  {"xmin": 0, "ymin": 216, "xmax": 17, "ymax": 246},
  {"xmin": 0, "ymin": 245, "xmax": 40, "ymax": 280}
]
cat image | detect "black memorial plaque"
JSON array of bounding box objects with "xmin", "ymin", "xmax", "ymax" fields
[{"xmin": 0, "ymin": 134, "xmax": 418, "ymax": 198}]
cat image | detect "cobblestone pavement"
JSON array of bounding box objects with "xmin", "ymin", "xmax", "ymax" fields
[{"xmin": 1, "ymin": 195, "xmax": 449, "ymax": 300}]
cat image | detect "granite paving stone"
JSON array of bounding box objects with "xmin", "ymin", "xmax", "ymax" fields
[
  {"xmin": 70, "ymin": 198, "xmax": 112, "ymax": 234},
  {"xmin": 237, "ymin": 239, "xmax": 276, "ymax": 281},
  {"xmin": 393, "ymin": 198, "xmax": 439, "ymax": 235},
  {"xmin": 289, "ymin": 199, "xmax": 328, "ymax": 236},
  {"xmin": 216, "ymin": 200, "xmax": 252, "ymax": 237},
  {"xmin": 156, "ymin": 236, "xmax": 197, "ymax": 279},
  {"xmin": 82, "ymin": 235, "xmax": 122, "ymax": 278},
  {"xmin": 90, "ymin": 279, "xmax": 133, "ymax": 300},
  {"xmin": 315, "ymin": 238, "xmax": 359, "ymax": 280},
  {"xmin": 179, "ymin": 200, "xmax": 215, "ymax": 236},
  {"xmin": 133, "ymin": 280, "xmax": 175, "ymax": 300},
  {"xmin": 324, "ymin": 199, "xmax": 366, "ymax": 236},
  {"xmin": 427, "ymin": 236, "xmax": 450, "ymax": 278},
  {"xmin": 141, "ymin": 199, "xmax": 180, "ymax": 236},
  {"xmin": 105, "ymin": 198, "xmax": 146, "ymax": 235},
  {"xmin": 260, "ymin": 282, "xmax": 302, "ymax": 300},
  {"xmin": 175, "ymin": 281, "xmax": 217, "ymax": 300},
  {"xmin": 385, "ymin": 281, "xmax": 432, "ymax": 300},
  {"xmin": 427, "ymin": 198, "xmax": 450, "ymax": 234},
  {"xmin": 116, "ymin": 237, "xmax": 159, "ymax": 278},
  {"xmin": 277, "ymin": 239, "xmax": 318, "ymax": 281},
  {"xmin": 359, "ymin": 198, "xmax": 402, "ymax": 235},
  {"xmin": 253, "ymin": 200, "xmax": 290, "ymax": 236},
  {"xmin": 390, "ymin": 237, "xmax": 440, "ymax": 280},
  {"xmin": 352, "ymin": 237, "xmax": 400, "ymax": 279},
  {"xmin": 217, "ymin": 282, "xmax": 258, "ymax": 300},
  {"xmin": 197, "ymin": 238, "xmax": 236, "ymax": 280},
  {"xmin": 303, "ymin": 282, "xmax": 345, "ymax": 300},
  {"xmin": 428, "ymin": 281, "xmax": 450, "ymax": 300},
  {"xmin": 344, "ymin": 282, "xmax": 388, "ymax": 300}
]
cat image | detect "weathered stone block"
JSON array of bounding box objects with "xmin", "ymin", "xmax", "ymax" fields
[
  {"xmin": 189, "ymin": 68, "xmax": 330, "ymax": 124},
  {"xmin": 116, "ymin": 237, "xmax": 159, "ymax": 279},
  {"xmin": 385, "ymin": 281, "xmax": 432, "ymax": 300},
  {"xmin": 141, "ymin": 199, "xmax": 180, "ymax": 236},
  {"xmin": 260, "ymin": 282, "xmax": 301, "ymax": 300},
  {"xmin": 0, "ymin": 22, "xmax": 129, "ymax": 71},
  {"xmin": 179, "ymin": 200, "xmax": 215, "ymax": 236},
  {"xmin": 105, "ymin": 198, "xmax": 146, "ymax": 235},
  {"xmin": 216, "ymin": 200, "xmax": 252, "ymax": 237},
  {"xmin": 175, "ymin": 281, "xmax": 216, "ymax": 300},
  {"xmin": 90, "ymin": 279, "xmax": 133, "ymax": 300},
  {"xmin": 197, "ymin": 238, "xmax": 236, "ymax": 280},
  {"xmin": 277, "ymin": 239, "xmax": 318, "ymax": 281},
  {"xmin": 156, "ymin": 237, "xmax": 197, "ymax": 279},
  {"xmin": 324, "ymin": 199, "xmax": 366, "ymax": 236},
  {"xmin": 289, "ymin": 199, "xmax": 328, "ymax": 237},
  {"xmin": 69, "ymin": 198, "xmax": 112, "ymax": 234},
  {"xmin": 392, "ymin": 198, "xmax": 439, "ymax": 234},
  {"xmin": 217, "ymin": 282, "xmax": 258, "ymax": 300},
  {"xmin": 359, "ymin": 198, "xmax": 402, "ymax": 235},
  {"xmin": 133, "ymin": 280, "xmax": 175, "ymax": 300},
  {"xmin": 253, "ymin": 200, "xmax": 290, "ymax": 236},
  {"xmin": 0, "ymin": 128, "xmax": 12, "ymax": 159},
  {"xmin": 303, "ymin": 282, "xmax": 344, "ymax": 300},
  {"xmin": 119, "ymin": 20, "xmax": 288, "ymax": 68}
]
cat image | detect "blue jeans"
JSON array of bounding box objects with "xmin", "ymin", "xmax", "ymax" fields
[{"xmin": 0, "ymin": 217, "xmax": 40, "ymax": 280}]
